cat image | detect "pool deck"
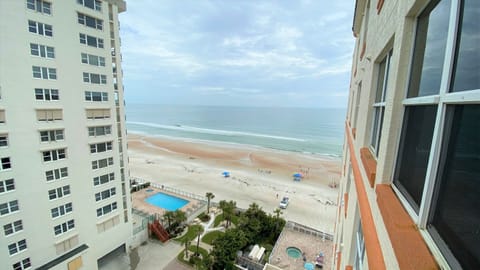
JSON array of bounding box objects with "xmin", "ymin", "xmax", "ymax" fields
[
  {"xmin": 132, "ymin": 187, "xmax": 200, "ymax": 217},
  {"xmin": 269, "ymin": 227, "xmax": 332, "ymax": 270}
]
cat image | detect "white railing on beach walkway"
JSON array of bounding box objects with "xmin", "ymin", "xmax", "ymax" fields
[{"xmin": 131, "ymin": 177, "xmax": 207, "ymax": 202}]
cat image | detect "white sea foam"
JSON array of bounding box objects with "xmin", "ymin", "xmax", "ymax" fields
[{"xmin": 127, "ymin": 121, "xmax": 306, "ymax": 142}]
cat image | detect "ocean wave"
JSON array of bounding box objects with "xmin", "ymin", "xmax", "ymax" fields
[{"xmin": 127, "ymin": 121, "xmax": 306, "ymax": 142}]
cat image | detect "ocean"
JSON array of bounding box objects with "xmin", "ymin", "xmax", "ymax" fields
[{"xmin": 125, "ymin": 104, "xmax": 346, "ymax": 158}]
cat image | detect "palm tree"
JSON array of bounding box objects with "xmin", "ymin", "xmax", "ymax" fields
[
  {"xmin": 224, "ymin": 200, "xmax": 236, "ymax": 228},
  {"xmin": 219, "ymin": 200, "xmax": 227, "ymax": 220},
  {"xmin": 193, "ymin": 225, "xmax": 205, "ymax": 256},
  {"xmin": 181, "ymin": 233, "xmax": 190, "ymax": 259},
  {"xmin": 173, "ymin": 209, "xmax": 187, "ymax": 226},
  {"xmin": 206, "ymin": 192, "xmax": 215, "ymax": 214},
  {"xmin": 163, "ymin": 211, "xmax": 175, "ymax": 228},
  {"xmin": 273, "ymin": 208, "xmax": 283, "ymax": 219}
]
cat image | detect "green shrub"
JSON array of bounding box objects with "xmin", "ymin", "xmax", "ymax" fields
[{"xmin": 202, "ymin": 231, "xmax": 224, "ymax": 245}]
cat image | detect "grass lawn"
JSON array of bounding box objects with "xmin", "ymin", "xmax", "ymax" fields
[
  {"xmin": 213, "ymin": 214, "xmax": 239, "ymax": 227},
  {"xmin": 174, "ymin": 224, "xmax": 203, "ymax": 243},
  {"xmin": 176, "ymin": 245, "xmax": 209, "ymax": 266},
  {"xmin": 202, "ymin": 230, "xmax": 224, "ymax": 245}
]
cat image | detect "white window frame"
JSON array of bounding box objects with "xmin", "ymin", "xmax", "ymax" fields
[
  {"xmin": 77, "ymin": 12, "xmax": 103, "ymax": 30},
  {"xmin": 51, "ymin": 202, "xmax": 73, "ymax": 218},
  {"xmin": 0, "ymin": 200, "xmax": 19, "ymax": 216},
  {"xmin": 30, "ymin": 43, "xmax": 54, "ymax": 58},
  {"xmin": 32, "ymin": 66, "xmax": 56, "ymax": 80},
  {"xmin": 96, "ymin": 202, "xmax": 117, "ymax": 217},
  {"xmin": 53, "ymin": 219, "xmax": 75, "ymax": 236},
  {"xmin": 40, "ymin": 129, "xmax": 64, "ymax": 143},
  {"xmin": 370, "ymin": 49, "xmax": 393, "ymax": 156},
  {"xmin": 42, "ymin": 148, "xmax": 66, "ymax": 162},
  {"xmin": 0, "ymin": 134, "xmax": 7, "ymax": 147},
  {"xmin": 93, "ymin": 172, "xmax": 115, "ymax": 186},
  {"xmin": 85, "ymin": 91, "xmax": 108, "ymax": 102},
  {"xmin": 1, "ymin": 157, "xmax": 11, "ymax": 170},
  {"xmin": 90, "ymin": 141, "xmax": 113, "ymax": 153},
  {"xmin": 48, "ymin": 185, "xmax": 71, "ymax": 200},
  {"xmin": 4, "ymin": 220, "xmax": 23, "ymax": 236},
  {"xmin": 92, "ymin": 157, "xmax": 114, "ymax": 169},
  {"xmin": 391, "ymin": 0, "xmax": 480, "ymax": 268},
  {"xmin": 81, "ymin": 53, "xmax": 105, "ymax": 66},
  {"xmin": 28, "ymin": 20, "xmax": 52, "ymax": 36},
  {"xmin": 45, "ymin": 167, "xmax": 68, "ymax": 182},
  {"xmin": 35, "ymin": 88, "xmax": 59, "ymax": 101},
  {"xmin": 77, "ymin": 0, "xmax": 102, "ymax": 11},
  {"xmin": 27, "ymin": 0, "xmax": 51, "ymax": 14},
  {"xmin": 88, "ymin": 125, "xmax": 111, "ymax": 136},
  {"xmin": 95, "ymin": 187, "xmax": 116, "ymax": 202},
  {"xmin": 8, "ymin": 239, "xmax": 27, "ymax": 256},
  {"xmin": 0, "ymin": 178, "xmax": 15, "ymax": 193},
  {"xmin": 12, "ymin": 257, "xmax": 31, "ymax": 270},
  {"xmin": 79, "ymin": 33, "xmax": 104, "ymax": 48}
]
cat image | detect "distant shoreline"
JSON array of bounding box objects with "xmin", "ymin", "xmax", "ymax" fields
[{"xmin": 127, "ymin": 130, "xmax": 343, "ymax": 160}]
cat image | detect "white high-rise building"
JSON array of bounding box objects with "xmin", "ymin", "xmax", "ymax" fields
[{"xmin": 0, "ymin": 1, "xmax": 132, "ymax": 269}]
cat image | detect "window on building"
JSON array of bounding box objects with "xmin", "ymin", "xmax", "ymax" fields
[
  {"xmin": 370, "ymin": 49, "xmax": 392, "ymax": 156},
  {"xmin": 1, "ymin": 157, "xmax": 11, "ymax": 170},
  {"xmin": 77, "ymin": 0, "xmax": 101, "ymax": 11},
  {"xmin": 77, "ymin": 12, "xmax": 103, "ymax": 30},
  {"xmin": 90, "ymin": 141, "xmax": 112, "ymax": 153},
  {"xmin": 0, "ymin": 134, "xmax": 8, "ymax": 147},
  {"xmin": 88, "ymin": 126, "xmax": 111, "ymax": 137},
  {"xmin": 83, "ymin": 72, "xmax": 106, "ymax": 84},
  {"xmin": 4, "ymin": 220, "xmax": 23, "ymax": 236},
  {"xmin": 36, "ymin": 109, "xmax": 62, "ymax": 122},
  {"xmin": 81, "ymin": 53, "xmax": 105, "ymax": 66},
  {"xmin": 28, "ymin": 20, "xmax": 52, "ymax": 36},
  {"xmin": 85, "ymin": 91, "xmax": 108, "ymax": 102},
  {"xmin": 0, "ymin": 179, "xmax": 15, "ymax": 193},
  {"xmin": 393, "ymin": 0, "xmax": 480, "ymax": 268},
  {"xmin": 48, "ymin": 185, "xmax": 70, "ymax": 200},
  {"xmin": 35, "ymin": 88, "xmax": 59, "ymax": 100},
  {"xmin": 8, "ymin": 239, "xmax": 27, "ymax": 255},
  {"xmin": 79, "ymin": 33, "xmax": 104, "ymax": 48},
  {"xmin": 42, "ymin": 148, "xmax": 66, "ymax": 162},
  {"xmin": 0, "ymin": 110, "xmax": 5, "ymax": 124},
  {"xmin": 92, "ymin": 157, "xmax": 114, "ymax": 169},
  {"xmin": 0, "ymin": 200, "xmax": 19, "ymax": 216},
  {"xmin": 27, "ymin": 0, "xmax": 51, "ymax": 14},
  {"xmin": 86, "ymin": 109, "xmax": 110, "ymax": 120},
  {"xmin": 12, "ymin": 257, "xmax": 31, "ymax": 270},
  {"xmin": 51, "ymin": 202, "xmax": 73, "ymax": 218},
  {"xmin": 30, "ymin": 43, "xmax": 54, "ymax": 58},
  {"xmin": 354, "ymin": 221, "xmax": 366, "ymax": 270},
  {"xmin": 95, "ymin": 187, "xmax": 116, "ymax": 202},
  {"xmin": 93, "ymin": 172, "xmax": 115, "ymax": 186},
  {"xmin": 32, "ymin": 66, "xmax": 56, "ymax": 80},
  {"xmin": 40, "ymin": 129, "xmax": 64, "ymax": 142},
  {"xmin": 45, "ymin": 167, "xmax": 68, "ymax": 182},
  {"xmin": 54, "ymin": 219, "xmax": 75, "ymax": 236},
  {"xmin": 96, "ymin": 202, "xmax": 117, "ymax": 217}
]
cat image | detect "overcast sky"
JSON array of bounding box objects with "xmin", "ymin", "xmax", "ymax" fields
[{"xmin": 119, "ymin": 0, "xmax": 355, "ymax": 108}]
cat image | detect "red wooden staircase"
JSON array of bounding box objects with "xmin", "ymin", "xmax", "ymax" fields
[{"xmin": 149, "ymin": 219, "xmax": 169, "ymax": 243}]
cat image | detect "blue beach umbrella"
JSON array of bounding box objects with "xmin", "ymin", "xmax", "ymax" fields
[
  {"xmin": 293, "ymin": 173, "xmax": 303, "ymax": 178},
  {"xmin": 222, "ymin": 171, "xmax": 230, "ymax": 177}
]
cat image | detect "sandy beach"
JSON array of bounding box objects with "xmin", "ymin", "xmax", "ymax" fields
[{"xmin": 127, "ymin": 134, "xmax": 341, "ymax": 233}]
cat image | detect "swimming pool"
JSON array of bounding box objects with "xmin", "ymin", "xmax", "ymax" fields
[{"xmin": 145, "ymin": 192, "xmax": 189, "ymax": 211}]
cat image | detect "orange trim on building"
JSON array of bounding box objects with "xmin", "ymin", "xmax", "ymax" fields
[
  {"xmin": 345, "ymin": 266, "xmax": 353, "ymax": 270},
  {"xmin": 360, "ymin": 147, "xmax": 376, "ymax": 187},
  {"xmin": 346, "ymin": 122, "xmax": 386, "ymax": 270},
  {"xmin": 377, "ymin": 0, "xmax": 385, "ymax": 14},
  {"xmin": 336, "ymin": 251, "xmax": 342, "ymax": 270},
  {"xmin": 376, "ymin": 184, "xmax": 439, "ymax": 270},
  {"xmin": 344, "ymin": 193, "xmax": 349, "ymax": 218}
]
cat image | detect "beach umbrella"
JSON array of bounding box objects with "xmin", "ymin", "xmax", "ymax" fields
[
  {"xmin": 293, "ymin": 173, "xmax": 303, "ymax": 178},
  {"xmin": 304, "ymin": 262, "xmax": 314, "ymax": 270},
  {"xmin": 222, "ymin": 171, "xmax": 230, "ymax": 177}
]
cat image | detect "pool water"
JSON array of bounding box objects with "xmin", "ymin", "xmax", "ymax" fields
[
  {"xmin": 145, "ymin": 192, "xmax": 189, "ymax": 211},
  {"xmin": 286, "ymin": 247, "xmax": 302, "ymax": 258}
]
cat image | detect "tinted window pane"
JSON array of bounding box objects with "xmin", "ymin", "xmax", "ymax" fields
[
  {"xmin": 451, "ymin": 0, "xmax": 480, "ymax": 92},
  {"xmin": 430, "ymin": 105, "xmax": 480, "ymax": 269},
  {"xmin": 394, "ymin": 105, "xmax": 437, "ymax": 211},
  {"xmin": 408, "ymin": 0, "xmax": 451, "ymax": 97}
]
